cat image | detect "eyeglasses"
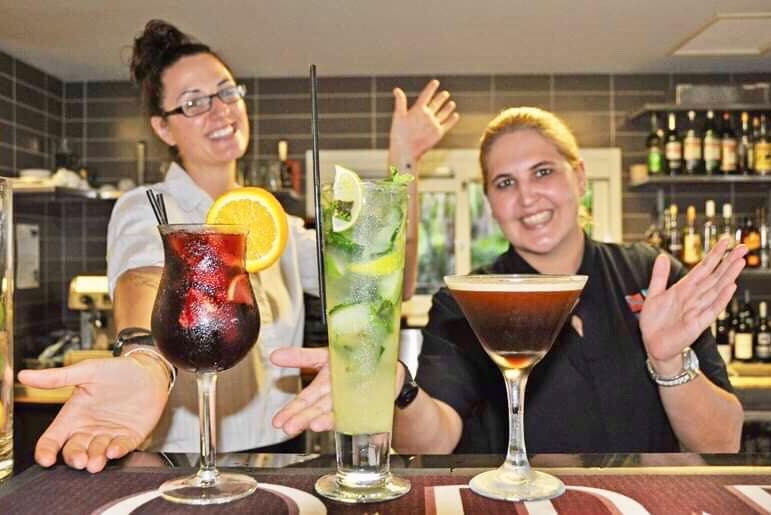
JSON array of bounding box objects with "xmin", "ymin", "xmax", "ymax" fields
[{"xmin": 162, "ymin": 84, "xmax": 247, "ymax": 118}]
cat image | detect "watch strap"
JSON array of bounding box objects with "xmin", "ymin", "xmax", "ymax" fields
[
  {"xmin": 112, "ymin": 327, "xmax": 155, "ymax": 357},
  {"xmin": 646, "ymin": 347, "xmax": 700, "ymax": 387},
  {"xmin": 395, "ymin": 359, "xmax": 419, "ymax": 409}
]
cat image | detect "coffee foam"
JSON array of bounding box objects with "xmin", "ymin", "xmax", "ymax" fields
[{"xmin": 444, "ymin": 274, "xmax": 587, "ymax": 292}]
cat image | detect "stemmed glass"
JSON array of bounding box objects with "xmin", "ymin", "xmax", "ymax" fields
[
  {"xmin": 151, "ymin": 224, "xmax": 260, "ymax": 505},
  {"xmin": 444, "ymin": 274, "xmax": 587, "ymax": 502}
]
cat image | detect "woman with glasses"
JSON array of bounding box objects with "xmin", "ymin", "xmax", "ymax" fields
[{"xmin": 18, "ymin": 19, "xmax": 459, "ymax": 473}]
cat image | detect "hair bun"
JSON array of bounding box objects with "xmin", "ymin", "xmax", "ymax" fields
[{"xmin": 130, "ymin": 19, "xmax": 194, "ymax": 84}]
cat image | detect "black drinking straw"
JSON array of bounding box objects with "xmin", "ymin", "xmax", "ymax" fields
[
  {"xmin": 310, "ymin": 64, "xmax": 327, "ymax": 326},
  {"xmin": 145, "ymin": 189, "xmax": 168, "ymax": 225}
]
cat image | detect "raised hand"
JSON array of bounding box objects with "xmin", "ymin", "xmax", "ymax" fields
[
  {"xmin": 17, "ymin": 355, "xmax": 169, "ymax": 473},
  {"xmin": 270, "ymin": 347, "xmax": 333, "ymax": 435},
  {"xmin": 389, "ymin": 79, "xmax": 460, "ymax": 164},
  {"xmin": 641, "ymin": 238, "xmax": 747, "ymax": 373}
]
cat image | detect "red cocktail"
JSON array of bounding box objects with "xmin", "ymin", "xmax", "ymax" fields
[
  {"xmin": 152, "ymin": 224, "xmax": 260, "ymax": 505},
  {"xmin": 445, "ymin": 274, "xmax": 587, "ymax": 502}
]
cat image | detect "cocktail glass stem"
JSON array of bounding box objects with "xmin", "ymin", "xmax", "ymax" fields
[
  {"xmin": 197, "ymin": 371, "xmax": 218, "ymax": 484},
  {"xmin": 502, "ymin": 368, "xmax": 532, "ymax": 480}
]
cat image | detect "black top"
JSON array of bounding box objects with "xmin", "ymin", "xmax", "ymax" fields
[{"xmin": 417, "ymin": 236, "xmax": 733, "ymax": 454}]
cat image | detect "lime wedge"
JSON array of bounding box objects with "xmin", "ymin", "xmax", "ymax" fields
[
  {"xmin": 350, "ymin": 251, "xmax": 402, "ymax": 276},
  {"xmin": 332, "ymin": 165, "xmax": 363, "ymax": 232}
]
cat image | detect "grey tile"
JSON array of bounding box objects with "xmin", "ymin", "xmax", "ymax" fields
[
  {"xmin": 0, "ymin": 120, "xmax": 12, "ymax": 141},
  {"xmin": 16, "ymin": 127, "xmax": 43, "ymax": 153},
  {"xmin": 16, "ymin": 150, "xmax": 46, "ymax": 170},
  {"xmin": 48, "ymin": 97, "xmax": 63, "ymax": 119},
  {"xmin": 16, "ymin": 105, "xmax": 45, "ymax": 132},
  {"xmin": 318, "ymin": 76, "xmax": 372, "ymax": 94},
  {"xmin": 46, "ymin": 75, "xmax": 63, "ymax": 97},
  {"xmin": 86, "ymin": 81, "xmax": 139, "ymax": 99},
  {"xmin": 0, "ymin": 52, "xmax": 11, "ymax": 75},
  {"xmin": 375, "ymin": 75, "xmax": 491, "ymax": 94},
  {"xmin": 87, "ymin": 118, "xmax": 151, "ymax": 140},
  {"xmin": 15, "ymin": 59, "xmax": 46, "ymax": 90},
  {"xmin": 85, "ymin": 239, "xmax": 107, "ymax": 258},
  {"xmin": 554, "ymin": 74, "xmax": 610, "ymax": 92},
  {"xmin": 375, "ymin": 92, "xmax": 490, "ymax": 114},
  {"xmin": 555, "ymin": 112, "xmax": 611, "ymax": 146},
  {"xmin": 65, "ymin": 101, "xmax": 84, "ymax": 119},
  {"xmin": 257, "ymin": 96, "xmax": 370, "ymax": 115},
  {"xmin": 0, "ymin": 98, "xmax": 11, "ymax": 122},
  {"xmin": 553, "ymin": 93, "xmax": 610, "ymax": 112},
  {"xmin": 672, "ymin": 73, "xmax": 732, "ymax": 86},
  {"xmin": 258, "ymin": 135, "xmax": 371, "ymax": 155},
  {"xmin": 84, "ymin": 159, "xmax": 142, "ymax": 184},
  {"xmin": 16, "ymin": 81, "xmax": 46, "ymax": 112},
  {"xmin": 429, "ymin": 132, "xmax": 479, "ymax": 149},
  {"xmin": 373, "ymin": 75, "xmax": 435, "ymax": 93},
  {"xmin": 613, "ymin": 74, "xmax": 670, "ymax": 92},
  {"xmin": 0, "ymin": 75, "xmax": 11, "ymax": 99},
  {"xmin": 257, "ymin": 78, "xmax": 309, "ymax": 95},
  {"xmin": 65, "ymin": 82, "xmax": 84, "ymax": 99},
  {"xmin": 86, "ymin": 141, "xmax": 137, "ymax": 160},
  {"xmin": 259, "ymin": 116, "xmax": 371, "ymax": 136},
  {"xmin": 495, "ymin": 75, "xmax": 550, "ymax": 92},
  {"xmin": 65, "ymin": 121, "xmax": 84, "ymax": 139},
  {"xmin": 87, "ymin": 99, "xmax": 142, "ymax": 118},
  {"xmin": 0, "ymin": 144, "xmax": 11, "ymax": 168},
  {"xmin": 732, "ymin": 72, "xmax": 771, "ymax": 84},
  {"xmin": 615, "ymin": 133, "xmax": 648, "ymax": 154},
  {"xmin": 493, "ymin": 93, "xmax": 551, "ymax": 111},
  {"xmin": 613, "ymin": 92, "xmax": 667, "ymax": 112}
]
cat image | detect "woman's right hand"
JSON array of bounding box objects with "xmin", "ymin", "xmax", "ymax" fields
[
  {"xmin": 17, "ymin": 354, "xmax": 169, "ymax": 473},
  {"xmin": 270, "ymin": 347, "xmax": 334, "ymax": 435}
]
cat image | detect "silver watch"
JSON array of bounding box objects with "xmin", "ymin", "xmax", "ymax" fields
[{"xmin": 646, "ymin": 347, "xmax": 700, "ymax": 387}]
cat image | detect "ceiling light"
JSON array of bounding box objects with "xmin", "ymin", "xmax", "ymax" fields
[{"xmin": 672, "ymin": 12, "xmax": 771, "ymax": 56}]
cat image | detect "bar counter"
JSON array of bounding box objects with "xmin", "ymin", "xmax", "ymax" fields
[{"xmin": 1, "ymin": 452, "xmax": 770, "ymax": 514}]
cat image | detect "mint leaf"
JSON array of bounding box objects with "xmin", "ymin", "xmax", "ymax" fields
[{"xmin": 389, "ymin": 166, "xmax": 414, "ymax": 185}]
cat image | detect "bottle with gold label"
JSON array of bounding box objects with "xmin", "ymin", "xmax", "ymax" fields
[
  {"xmin": 755, "ymin": 114, "xmax": 771, "ymax": 176},
  {"xmin": 741, "ymin": 214, "xmax": 761, "ymax": 268},
  {"xmin": 667, "ymin": 204, "xmax": 682, "ymax": 260},
  {"xmin": 720, "ymin": 203, "xmax": 736, "ymax": 250},
  {"xmin": 682, "ymin": 205, "xmax": 702, "ymax": 267},
  {"xmin": 702, "ymin": 200, "xmax": 719, "ymax": 254}
]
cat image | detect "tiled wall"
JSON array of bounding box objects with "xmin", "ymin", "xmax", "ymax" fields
[
  {"xmin": 0, "ymin": 51, "xmax": 62, "ymax": 174},
  {"xmin": 64, "ymin": 72, "xmax": 771, "ymax": 243}
]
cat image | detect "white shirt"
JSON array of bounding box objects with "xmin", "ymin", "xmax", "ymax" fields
[{"xmin": 107, "ymin": 162, "xmax": 319, "ymax": 452}]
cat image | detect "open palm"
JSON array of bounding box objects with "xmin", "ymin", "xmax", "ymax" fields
[
  {"xmin": 640, "ymin": 238, "xmax": 747, "ymax": 363},
  {"xmin": 17, "ymin": 357, "xmax": 168, "ymax": 473}
]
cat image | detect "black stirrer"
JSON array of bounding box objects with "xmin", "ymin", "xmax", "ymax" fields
[{"xmin": 310, "ymin": 64, "xmax": 327, "ymax": 326}]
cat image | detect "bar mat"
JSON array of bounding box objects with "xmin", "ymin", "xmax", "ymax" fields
[{"xmin": 0, "ymin": 467, "xmax": 770, "ymax": 514}]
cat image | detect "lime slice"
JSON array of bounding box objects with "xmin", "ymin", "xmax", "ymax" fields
[
  {"xmin": 349, "ymin": 251, "xmax": 402, "ymax": 276},
  {"xmin": 332, "ymin": 165, "xmax": 363, "ymax": 232}
]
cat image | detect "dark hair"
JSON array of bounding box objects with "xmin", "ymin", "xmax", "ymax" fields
[{"xmin": 129, "ymin": 19, "xmax": 228, "ymax": 117}]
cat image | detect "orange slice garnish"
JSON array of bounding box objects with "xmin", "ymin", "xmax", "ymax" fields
[{"xmin": 206, "ymin": 187, "xmax": 289, "ymax": 273}]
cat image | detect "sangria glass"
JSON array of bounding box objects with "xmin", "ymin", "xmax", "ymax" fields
[
  {"xmin": 151, "ymin": 224, "xmax": 260, "ymax": 505},
  {"xmin": 444, "ymin": 274, "xmax": 587, "ymax": 502}
]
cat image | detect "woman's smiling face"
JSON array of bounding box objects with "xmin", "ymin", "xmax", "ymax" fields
[
  {"xmin": 485, "ymin": 129, "xmax": 586, "ymax": 259},
  {"xmin": 153, "ymin": 53, "xmax": 249, "ymax": 168}
]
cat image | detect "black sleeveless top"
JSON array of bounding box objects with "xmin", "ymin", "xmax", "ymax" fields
[{"xmin": 417, "ymin": 237, "xmax": 733, "ymax": 453}]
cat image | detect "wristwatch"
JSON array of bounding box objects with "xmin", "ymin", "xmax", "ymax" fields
[
  {"xmin": 646, "ymin": 347, "xmax": 700, "ymax": 387},
  {"xmin": 112, "ymin": 327, "xmax": 155, "ymax": 356},
  {"xmin": 395, "ymin": 360, "xmax": 419, "ymax": 409}
]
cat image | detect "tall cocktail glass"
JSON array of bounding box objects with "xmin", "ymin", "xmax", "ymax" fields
[
  {"xmin": 151, "ymin": 224, "xmax": 260, "ymax": 505},
  {"xmin": 444, "ymin": 274, "xmax": 587, "ymax": 502},
  {"xmin": 316, "ymin": 180, "xmax": 411, "ymax": 503}
]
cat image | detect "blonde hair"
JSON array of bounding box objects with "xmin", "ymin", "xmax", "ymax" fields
[{"xmin": 479, "ymin": 107, "xmax": 581, "ymax": 185}]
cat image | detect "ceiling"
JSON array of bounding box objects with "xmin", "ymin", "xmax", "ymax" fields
[{"xmin": 1, "ymin": 0, "xmax": 771, "ymax": 82}]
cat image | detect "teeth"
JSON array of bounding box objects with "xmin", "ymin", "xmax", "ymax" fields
[
  {"xmin": 209, "ymin": 126, "xmax": 234, "ymax": 139},
  {"xmin": 522, "ymin": 211, "xmax": 552, "ymax": 226}
]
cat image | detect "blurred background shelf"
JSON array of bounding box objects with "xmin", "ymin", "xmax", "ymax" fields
[{"xmin": 628, "ymin": 103, "xmax": 771, "ymax": 122}]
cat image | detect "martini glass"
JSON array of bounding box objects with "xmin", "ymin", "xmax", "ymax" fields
[{"xmin": 444, "ymin": 274, "xmax": 587, "ymax": 502}]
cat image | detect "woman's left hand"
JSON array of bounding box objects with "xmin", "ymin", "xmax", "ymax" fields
[{"xmin": 640, "ymin": 238, "xmax": 747, "ymax": 374}]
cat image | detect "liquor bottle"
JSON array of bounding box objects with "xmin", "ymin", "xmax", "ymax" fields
[
  {"xmin": 755, "ymin": 114, "xmax": 771, "ymax": 176},
  {"xmin": 729, "ymin": 296, "xmax": 740, "ymax": 353},
  {"xmin": 703, "ymin": 110, "xmax": 721, "ymax": 175},
  {"xmin": 737, "ymin": 112, "xmax": 755, "ymax": 174},
  {"xmin": 756, "ymin": 301, "xmax": 771, "ymax": 363},
  {"xmin": 760, "ymin": 208, "xmax": 770, "ymax": 269},
  {"xmin": 644, "ymin": 207, "xmax": 664, "ymax": 249},
  {"xmin": 734, "ymin": 290, "xmax": 755, "ymax": 362},
  {"xmin": 702, "ymin": 200, "xmax": 719, "ymax": 254},
  {"xmin": 683, "ymin": 110, "xmax": 702, "ymax": 174},
  {"xmin": 667, "ymin": 204, "xmax": 682, "ymax": 260},
  {"xmin": 720, "ymin": 112, "xmax": 738, "ymax": 174},
  {"xmin": 714, "ymin": 308, "xmax": 732, "ymax": 365},
  {"xmin": 664, "ymin": 113, "xmax": 682, "ymax": 175},
  {"xmin": 742, "ymin": 213, "xmax": 761, "ymax": 268},
  {"xmin": 682, "ymin": 205, "xmax": 702, "ymax": 267},
  {"xmin": 646, "ymin": 113, "xmax": 664, "ymax": 175},
  {"xmin": 721, "ymin": 203, "xmax": 736, "ymax": 250}
]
